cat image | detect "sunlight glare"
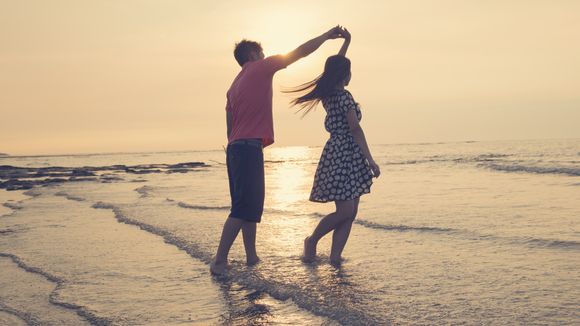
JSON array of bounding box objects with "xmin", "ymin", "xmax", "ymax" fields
[{"xmin": 266, "ymin": 146, "xmax": 315, "ymax": 211}]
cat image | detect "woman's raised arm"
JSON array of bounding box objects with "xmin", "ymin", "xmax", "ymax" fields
[{"xmin": 338, "ymin": 27, "xmax": 351, "ymax": 56}]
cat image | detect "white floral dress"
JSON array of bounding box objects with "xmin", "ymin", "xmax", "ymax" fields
[{"xmin": 310, "ymin": 90, "xmax": 374, "ymax": 202}]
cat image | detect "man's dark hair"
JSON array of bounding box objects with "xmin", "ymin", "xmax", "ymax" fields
[{"xmin": 234, "ymin": 40, "xmax": 262, "ymax": 66}]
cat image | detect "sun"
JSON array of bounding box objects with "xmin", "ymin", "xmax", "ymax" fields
[{"xmin": 242, "ymin": 4, "xmax": 325, "ymax": 55}]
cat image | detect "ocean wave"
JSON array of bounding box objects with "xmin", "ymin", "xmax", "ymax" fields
[
  {"xmin": 22, "ymin": 189, "xmax": 43, "ymax": 198},
  {"xmin": 134, "ymin": 185, "xmax": 154, "ymax": 198},
  {"xmin": 480, "ymin": 163, "xmax": 580, "ymax": 176},
  {"xmin": 125, "ymin": 198, "xmax": 579, "ymax": 253},
  {"xmin": 1, "ymin": 189, "xmax": 42, "ymax": 217},
  {"xmin": 171, "ymin": 199, "xmax": 301, "ymax": 215},
  {"xmin": 354, "ymin": 218, "xmax": 580, "ymax": 251},
  {"xmin": 474, "ymin": 153, "xmax": 512, "ymax": 161},
  {"xmin": 264, "ymin": 159, "xmax": 317, "ymax": 164},
  {"xmin": 378, "ymin": 153, "xmax": 512, "ymax": 166},
  {"xmin": 0, "ymin": 302, "xmax": 41, "ymax": 326},
  {"xmin": 55, "ymin": 191, "xmax": 86, "ymax": 202},
  {"xmin": 90, "ymin": 202, "xmax": 385, "ymax": 325},
  {"xmin": 518, "ymin": 238, "xmax": 580, "ymax": 250},
  {"xmin": 312, "ymin": 213, "xmax": 579, "ymax": 251},
  {"xmin": 379, "ymin": 157, "xmax": 456, "ymax": 166},
  {"xmin": 354, "ymin": 219, "xmax": 455, "ymax": 233},
  {"xmin": 92, "ymin": 202, "xmax": 116, "ymax": 210},
  {"xmin": 0, "ymin": 252, "xmax": 112, "ymax": 325},
  {"xmin": 166, "ymin": 205, "xmax": 457, "ymax": 235},
  {"xmin": 2, "ymin": 202, "xmax": 23, "ymax": 211},
  {"xmin": 446, "ymin": 230, "xmax": 580, "ymax": 251},
  {"xmin": 175, "ymin": 201, "xmax": 230, "ymax": 211},
  {"xmin": 307, "ymin": 212, "xmax": 455, "ymax": 234},
  {"xmin": 92, "ymin": 202, "xmax": 212, "ymax": 265}
]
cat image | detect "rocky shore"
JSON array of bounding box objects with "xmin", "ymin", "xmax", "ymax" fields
[{"xmin": 0, "ymin": 162, "xmax": 208, "ymax": 190}]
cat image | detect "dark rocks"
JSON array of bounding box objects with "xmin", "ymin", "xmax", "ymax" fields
[
  {"xmin": 71, "ymin": 169, "xmax": 96, "ymax": 177},
  {"xmin": 100, "ymin": 174, "xmax": 124, "ymax": 181},
  {"xmin": 0, "ymin": 179, "xmax": 36, "ymax": 190},
  {"xmin": 0, "ymin": 161, "xmax": 209, "ymax": 190},
  {"xmin": 68, "ymin": 177, "xmax": 98, "ymax": 182},
  {"xmin": 168, "ymin": 162, "xmax": 207, "ymax": 169},
  {"xmin": 125, "ymin": 168, "xmax": 162, "ymax": 174},
  {"xmin": 166, "ymin": 169, "xmax": 190, "ymax": 174}
]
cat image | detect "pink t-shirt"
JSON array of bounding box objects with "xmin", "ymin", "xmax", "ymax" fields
[{"xmin": 226, "ymin": 55, "xmax": 287, "ymax": 147}]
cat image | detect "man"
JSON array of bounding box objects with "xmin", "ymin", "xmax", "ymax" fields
[{"xmin": 210, "ymin": 26, "xmax": 345, "ymax": 275}]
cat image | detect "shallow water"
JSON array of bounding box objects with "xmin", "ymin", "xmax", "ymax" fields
[{"xmin": 1, "ymin": 139, "xmax": 579, "ymax": 325}]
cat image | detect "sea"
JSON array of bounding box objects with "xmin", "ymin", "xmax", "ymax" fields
[{"xmin": 0, "ymin": 138, "xmax": 579, "ymax": 325}]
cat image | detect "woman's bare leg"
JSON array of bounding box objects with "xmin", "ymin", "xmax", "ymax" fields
[
  {"xmin": 304, "ymin": 200, "xmax": 355, "ymax": 262},
  {"xmin": 330, "ymin": 197, "xmax": 359, "ymax": 264}
]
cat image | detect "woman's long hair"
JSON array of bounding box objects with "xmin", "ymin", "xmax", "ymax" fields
[{"xmin": 284, "ymin": 55, "xmax": 351, "ymax": 116}]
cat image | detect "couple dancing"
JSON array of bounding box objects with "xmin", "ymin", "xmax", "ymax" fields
[{"xmin": 211, "ymin": 26, "xmax": 380, "ymax": 275}]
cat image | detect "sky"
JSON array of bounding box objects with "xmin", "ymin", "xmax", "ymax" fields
[{"xmin": 1, "ymin": 0, "xmax": 579, "ymax": 155}]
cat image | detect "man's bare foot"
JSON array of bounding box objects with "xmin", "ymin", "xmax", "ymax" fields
[
  {"xmin": 246, "ymin": 255, "xmax": 260, "ymax": 266},
  {"xmin": 329, "ymin": 256, "xmax": 343, "ymax": 267},
  {"xmin": 210, "ymin": 259, "xmax": 227, "ymax": 275},
  {"xmin": 302, "ymin": 236, "xmax": 316, "ymax": 263}
]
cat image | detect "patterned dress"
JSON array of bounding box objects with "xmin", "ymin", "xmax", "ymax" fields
[{"xmin": 310, "ymin": 89, "xmax": 374, "ymax": 202}]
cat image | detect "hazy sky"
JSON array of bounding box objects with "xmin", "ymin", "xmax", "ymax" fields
[{"xmin": 1, "ymin": 0, "xmax": 579, "ymax": 155}]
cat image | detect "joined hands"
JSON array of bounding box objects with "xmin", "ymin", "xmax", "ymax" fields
[{"xmin": 325, "ymin": 25, "xmax": 351, "ymax": 40}]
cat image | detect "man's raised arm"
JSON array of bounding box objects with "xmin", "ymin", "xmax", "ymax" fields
[{"xmin": 281, "ymin": 26, "xmax": 343, "ymax": 67}]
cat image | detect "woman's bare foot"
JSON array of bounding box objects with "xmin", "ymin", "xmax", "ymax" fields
[
  {"xmin": 302, "ymin": 236, "xmax": 317, "ymax": 263},
  {"xmin": 246, "ymin": 255, "xmax": 260, "ymax": 266},
  {"xmin": 210, "ymin": 259, "xmax": 228, "ymax": 275}
]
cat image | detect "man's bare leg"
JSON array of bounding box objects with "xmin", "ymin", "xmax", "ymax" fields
[
  {"xmin": 210, "ymin": 217, "xmax": 244, "ymax": 275},
  {"xmin": 242, "ymin": 221, "xmax": 260, "ymax": 265}
]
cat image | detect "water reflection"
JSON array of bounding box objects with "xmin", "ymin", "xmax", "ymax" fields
[
  {"xmin": 265, "ymin": 146, "xmax": 317, "ymax": 212},
  {"xmin": 264, "ymin": 147, "xmax": 317, "ymax": 252}
]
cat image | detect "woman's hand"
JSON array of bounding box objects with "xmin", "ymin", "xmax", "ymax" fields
[
  {"xmin": 340, "ymin": 27, "xmax": 351, "ymax": 41},
  {"xmin": 368, "ymin": 160, "xmax": 381, "ymax": 178},
  {"xmin": 337, "ymin": 26, "xmax": 350, "ymax": 56},
  {"xmin": 324, "ymin": 25, "xmax": 343, "ymax": 40}
]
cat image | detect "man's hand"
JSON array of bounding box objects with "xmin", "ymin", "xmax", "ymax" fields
[{"xmin": 283, "ymin": 25, "xmax": 346, "ymax": 67}]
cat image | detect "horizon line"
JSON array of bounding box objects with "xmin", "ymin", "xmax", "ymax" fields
[{"xmin": 2, "ymin": 137, "xmax": 579, "ymax": 159}]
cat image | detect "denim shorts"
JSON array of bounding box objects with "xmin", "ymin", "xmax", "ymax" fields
[{"xmin": 226, "ymin": 139, "xmax": 264, "ymax": 223}]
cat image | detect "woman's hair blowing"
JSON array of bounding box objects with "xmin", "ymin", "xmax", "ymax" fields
[{"xmin": 285, "ymin": 55, "xmax": 351, "ymax": 116}]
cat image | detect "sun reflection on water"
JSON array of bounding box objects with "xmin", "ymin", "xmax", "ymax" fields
[
  {"xmin": 265, "ymin": 146, "xmax": 317, "ymax": 212},
  {"xmin": 262, "ymin": 147, "xmax": 322, "ymax": 252}
]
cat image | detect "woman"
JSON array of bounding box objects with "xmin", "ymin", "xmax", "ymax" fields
[{"xmin": 287, "ymin": 27, "xmax": 380, "ymax": 265}]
